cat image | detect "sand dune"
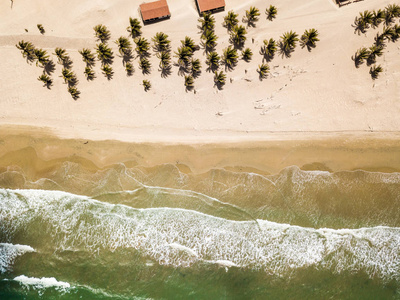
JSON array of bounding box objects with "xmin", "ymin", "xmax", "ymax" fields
[{"xmin": 0, "ymin": 0, "xmax": 399, "ymax": 142}]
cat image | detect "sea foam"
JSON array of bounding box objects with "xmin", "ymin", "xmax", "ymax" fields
[
  {"xmin": 1, "ymin": 188, "xmax": 399, "ymax": 282},
  {"xmin": 0, "ymin": 243, "xmax": 35, "ymax": 273}
]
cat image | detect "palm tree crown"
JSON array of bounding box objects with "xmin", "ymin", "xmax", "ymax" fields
[
  {"xmin": 127, "ymin": 17, "xmax": 142, "ymax": 38},
  {"xmin": 223, "ymin": 11, "xmax": 239, "ymax": 30},
  {"xmin": 152, "ymin": 32, "xmax": 170, "ymax": 52},
  {"xmin": 230, "ymin": 25, "xmax": 247, "ymax": 47},
  {"xmin": 93, "ymin": 24, "xmax": 111, "ymax": 42},
  {"xmin": 266, "ymin": 5, "xmax": 278, "ymax": 21}
]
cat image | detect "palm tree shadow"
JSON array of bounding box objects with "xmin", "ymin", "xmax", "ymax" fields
[
  {"xmin": 62, "ymin": 59, "xmax": 73, "ymax": 69},
  {"xmin": 160, "ymin": 65, "xmax": 172, "ymax": 78},
  {"xmin": 43, "ymin": 60, "xmax": 56, "ymax": 75},
  {"xmin": 192, "ymin": 70, "xmax": 201, "ymax": 79},
  {"xmin": 301, "ymin": 42, "xmax": 316, "ymax": 52},
  {"xmin": 185, "ymin": 85, "xmax": 194, "ymax": 92},
  {"xmin": 260, "ymin": 49, "xmax": 274, "ymax": 63},
  {"xmin": 278, "ymin": 41, "xmax": 294, "ymax": 58},
  {"xmin": 173, "ymin": 62, "xmax": 189, "ymax": 76},
  {"xmin": 351, "ymin": 54, "xmax": 363, "ymax": 68},
  {"xmin": 206, "ymin": 64, "xmax": 219, "ymax": 73},
  {"xmin": 214, "ymin": 82, "xmax": 225, "ymax": 90}
]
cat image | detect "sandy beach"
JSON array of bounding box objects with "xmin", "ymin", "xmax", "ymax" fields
[{"xmin": 0, "ymin": 0, "xmax": 399, "ymax": 143}]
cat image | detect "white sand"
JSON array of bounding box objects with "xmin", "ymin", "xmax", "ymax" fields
[{"xmin": 0, "ymin": 0, "xmax": 399, "ymax": 142}]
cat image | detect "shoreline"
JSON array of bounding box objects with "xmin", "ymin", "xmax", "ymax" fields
[{"xmin": 1, "ymin": 125, "xmax": 399, "ymax": 175}]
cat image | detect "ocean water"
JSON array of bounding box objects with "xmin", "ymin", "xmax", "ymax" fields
[{"xmin": 0, "ymin": 162, "xmax": 399, "ymax": 299}]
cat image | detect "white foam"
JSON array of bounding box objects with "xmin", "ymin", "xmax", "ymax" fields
[
  {"xmin": 168, "ymin": 243, "xmax": 198, "ymax": 257},
  {"xmin": 0, "ymin": 243, "xmax": 35, "ymax": 273},
  {"xmin": 14, "ymin": 275, "xmax": 70, "ymax": 291},
  {"xmin": 1, "ymin": 188, "xmax": 399, "ymax": 282}
]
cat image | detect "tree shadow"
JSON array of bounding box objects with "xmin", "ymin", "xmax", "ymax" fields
[
  {"xmin": 192, "ymin": 69, "xmax": 201, "ymax": 79},
  {"xmin": 121, "ymin": 51, "xmax": 134, "ymax": 65},
  {"xmin": 173, "ymin": 62, "xmax": 189, "ymax": 76},
  {"xmin": 214, "ymin": 81, "xmax": 225, "ymax": 90},
  {"xmin": 43, "ymin": 60, "xmax": 56, "ymax": 75},
  {"xmin": 222, "ymin": 60, "xmax": 237, "ymax": 72},
  {"xmin": 185, "ymin": 85, "xmax": 194, "ymax": 92},
  {"xmin": 278, "ymin": 41, "xmax": 294, "ymax": 58},
  {"xmin": 301, "ymin": 42, "xmax": 316, "ymax": 52},
  {"xmin": 62, "ymin": 59, "xmax": 73, "ymax": 69},
  {"xmin": 206, "ymin": 64, "xmax": 219, "ymax": 73},
  {"xmin": 352, "ymin": 20, "xmax": 367, "ymax": 35},
  {"xmin": 351, "ymin": 54, "xmax": 364, "ymax": 68},
  {"xmin": 200, "ymin": 40, "xmax": 216, "ymax": 54},
  {"xmin": 160, "ymin": 65, "xmax": 172, "ymax": 78},
  {"xmin": 260, "ymin": 48, "xmax": 274, "ymax": 63}
]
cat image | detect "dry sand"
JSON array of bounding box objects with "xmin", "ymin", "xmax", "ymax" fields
[{"xmin": 0, "ymin": 0, "xmax": 399, "ymax": 143}]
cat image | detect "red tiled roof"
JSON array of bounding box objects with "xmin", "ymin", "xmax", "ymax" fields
[
  {"xmin": 196, "ymin": 0, "xmax": 225, "ymax": 13},
  {"xmin": 140, "ymin": 0, "xmax": 170, "ymax": 21}
]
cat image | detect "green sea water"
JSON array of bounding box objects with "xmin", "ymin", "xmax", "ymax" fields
[{"xmin": 0, "ymin": 162, "xmax": 399, "ymax": 299}]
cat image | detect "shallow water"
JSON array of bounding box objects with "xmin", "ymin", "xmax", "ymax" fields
[{"xmin": 0, "ymin": 161, "xmax": 399, "ymax": 299}]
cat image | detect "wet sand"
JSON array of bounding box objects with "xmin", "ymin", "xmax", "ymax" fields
[{"xmin": 1, "ymin": 125, "xmax": 399, "ymax": 176}]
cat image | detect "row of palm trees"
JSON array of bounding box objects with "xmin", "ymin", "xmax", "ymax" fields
[
  {"xmin": 17, "ymin": 9, "xmax": 320, "ymax": 95},
  {"xmin": 55, "ymin": 47, "xmax": 80, "ymax": 99},
  {"xmin": 352, "ymin": 5, "xmax": 400, "ymax": 79},
  {"xmin": 353, "ymin": 4, "xmax": 400, "ymax": 34}
]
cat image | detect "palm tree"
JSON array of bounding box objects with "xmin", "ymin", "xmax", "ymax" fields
[
  {"xmin": 230, "ymin": 25, "xmax": 247, "ymax": 48},
  {"xmin": 175, "ymin": 46, "xmax": 193, "ymax": 66},
  {"xmin": 371, "ymin": 9, "xmax": 385, "ymax": 28},
  {"xmin": 37, "ymin": 24, "xmax": 45, "ymax": 34},
  {"xmin": 242, "ymin": 48, "xmax": 252, "ymax": 61},
  {"xmin": 16, "ymin": 40, "xmax": 35, "ymax": 61},
  {"xmin": 261, "ymin": 38, "xmax": 277, "ymax": 61},
  {"xmin": 152, "ymin": 32, "xmax": 170, "ymax": 52},
  {"xmin": 201, "ymin": 30, "xmax": 218, "ymax": 52},
  {"xmin": 115, "ymin": 36, "xmax": 132, "ymax": 56},
  {"xmin": 280, "ymin": 31, "xmax": 298, "ymax": 55},
  {"xmin": 199, "ymin": 12, "xmax": 215, "ymax": 32},
  {"xmin": 382, "ymin": 26, "xmax": 395, "ymax": 41},
  {"xmin": 127, "ymin": 17, "xmax": 142, "ymax": 38},
  {"xmin": 354, "ymin": 10, "xmax": 373, "ymax": 34},
  {"xmin": 54, "ymin": 47, "xmax": 72, "ymax": 68},
  {"xmin": 214, "ymin": 71, "xmax": 226, "ymax": 89},
  {"xmin": 223, "ymin": 10, "xmax": 239, "ymax": 30},
  {"xmin": 370, "ymin": 64, "xmax": 383, "ymax": 79},
  {"xmin": 93, "ymin": 24, "xmax": 111, "ymax": 42},
  {"xmin": 143, "ymin": 79, "xmax": 151, "ymax": 91},
  {"xmin": 352, "ymin": 47, "xmax": 370, "ymax": 68},
  {"xmin": 134, "ymin": 37, "xmax": 150, "ymax": 57},
  {"xmin": 385, "ymin": 4, "xmax": 400, "ymax": 25},
  {"xmin": 222, "ymin": 46, "xmax": 238, "ymax": 70},
  {"xmin": 96, "ymin": 43, "xmax": 114, "ymax": 65},
  {"xmin": 54, "ymin": 48, "xmax": 68, "ymax": 64},
  {"xmin": 157, "ymin": 51, "xmax": 171, "ymax": 69},
  {"xmin": 257, "ymin": 63, "xmax": 270, "ymax": 79},
  {"xmin": 265, "ymin": 5, "xmax": 278, "ymax": 21},
  {"xmin": 191, "ymin": 58, "xmax": 201, "ymax": 77},
  {"xmin": 184, "ymin": 75, "xmax": 194, "ymax": 91},
  {"xmin": 33, "ymin": 48, "xmax": 50, "ymax": 67},
  {"xmin": 244, "ymin": 6, "xmax": 260, "ymax": 27},
  {"xmin": 300, "ymin": 28, "xmax": 319, "ymax": 51},
  {"xmin": 392, "ymin": 24, "xmax": 400, "ymax": 41},
  {"xmin": 61, "ymin": 68, "xmax": 78, "ymax": 86},
  {"xmin": 374, "ymin": 33, "xmax": 386, "ymax": 47},
  {"xmin": 206, "ymin": 51, "xmax": 220, "ymax": 71},
  {"xmin": 79, "ymin": 48, "xmax": 96, "ymax": 67},
  {"xmin": 37, "ymin": 74, "xmax": 52, "ymax": 88},
  {"xmin": 101, "ymin": 64, "xmax": 113, "ymax": 80},
  {"xmin": 125, "ymin": 62, "xmax": 134, "ymax": 76},
  {"xmin": 139, "ymin": 57, "xmax": 151, "ymax": 74},
  {"xmin": 367, "ymin": 45, "xmax": 384, "ymax": 65},
  {"xmin": 84, "ymin": 66, "xmax": 95, "ymax": 80},
  {"xmin": 68, "ymin": 87, "xmax": 80, "ymax": 100},
  {"xmin": 181, "ymin": 36, "xmax": 198, "ymax": 53}
]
